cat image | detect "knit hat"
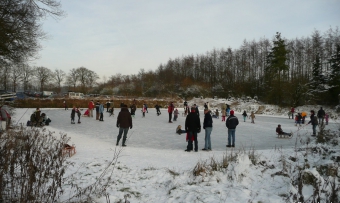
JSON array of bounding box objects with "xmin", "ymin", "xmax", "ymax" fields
[{"xmin": 230, "ymin": 110, "xmax": 234, "ymax": 115}]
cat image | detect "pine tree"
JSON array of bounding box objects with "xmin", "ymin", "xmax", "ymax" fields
[
  {"xmin": 265, "ymin": 32, "xmax": 289, "ymax": 105},
  {"xmin": 306, "ymin": 53, "xmax": 327, "ymax": 103},
  {"xmin": 327, "ymin": 44, "xmax": 340, "ymax": 104}
]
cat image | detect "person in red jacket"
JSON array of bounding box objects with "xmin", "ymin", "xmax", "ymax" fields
[
  {"xmin": 168, "ymin": 102, "xmax": 174, "ymax": 123},
  {"xmin": 290, "ymin": 107, "xmax": 295, "ymax": 119},
  {"xmin": 88, "ymin": 100, "xmax": 94, "ymax": 117}
]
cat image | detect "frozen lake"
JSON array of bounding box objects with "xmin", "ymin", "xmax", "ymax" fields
[{"xmin": 13, "ymin": 108, "xmax": 337, "ymax": 151}]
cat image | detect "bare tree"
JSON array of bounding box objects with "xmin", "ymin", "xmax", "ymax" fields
[
  {"xmin": 0, "ymin": 0, "xmax": 64, "ymax": 65},
  {"xmin": 66, "ymin": 68, "xmax": 79, "ymax": 89},
  {"xmin": 53, "ymin": 69, "xmax": 66, "ymax": 93},
  {"xmin": 10, "ymin": 63, "xmax": 24, "ymax": 92},
  {"xmin": 21, "ymin": 64, "xmax": 34, "ymax": 91},
  {"xmin": 35, "ymin": 66, "xmax": 52, "ymax": 91}
]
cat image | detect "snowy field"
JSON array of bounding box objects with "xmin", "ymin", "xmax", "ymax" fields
[{"xmin": 12, "ymin": 106, "xmax": 340, "ymax": 203}]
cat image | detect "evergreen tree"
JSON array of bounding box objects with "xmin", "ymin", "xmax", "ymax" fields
[
  {"xmin": 306, "ymin": 53, "xmax": 327, "ymax": 103},
  {"xmin": 265, "ymin": 32, "xmax": 289, "ymax": 105},
  {"xmin": 327, "ymin": 44, "xmax": 340, "ymax": 104}
]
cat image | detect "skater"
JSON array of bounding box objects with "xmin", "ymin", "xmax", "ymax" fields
[
  {"xmin": 317, "ymin": 107, "xmax": 325, "ymax": 125},
  {"xmin": 176, "ymin": 125, "xmax": 186, "ymax": 135},
  {"xmin": 144, "ymin": 103, "xmax": 148, "ymax": 113},
  {"xmin": 226, "ymin": 107, "xmax": 230, "ymax": 117},
  {"xmin": 95, "ymin": 101, "xmax": 100, "ymax": 120},
  {"xmin": 106, "ymin": 100, "xmax": 111, "ymax": 112},
  {"xmin": 168, "ymin": 102, "xmax": 174, "ymax": 123},
  {"xmin": 109, "ymin": 107, "xmax": 114, "ymax": 116},
  {"xmin": 185, "ymin": 106, "xmax": 201, "ymax": 152},
  {"xmin": 99, "ymin": 102, "xmax": 104, "ymax": 121},
  {"xmin": 242, "ymin": 110, "xmax": 247, "ymax": 122},
  {"xmin": 174, "ymin": 108, "xmax": 179, "ymax": 121},
  {"xmin": 290, "ymin": 107, "xmax": 295, "ymax": 119},
  {"xmin": 215, "ymin": 109, "xmax": 219, "ymax": 119},
  {"xmin": 221, "ymin": 107, "xmax": 226, "ymax": 122},
  {"xmin": 295, "ymin": 113, "xmax": 302, "ymax": 127},
  {"xmin": 325, "ymin": 113, "xmax": 329, "ymax": 125},
  {"xmin": 130, "ymin": 103, "xmax": 136, "ymax": 118},
  {"xmin": 88, "ymin": 100, "xmax": 94, "ymax": 117},
  {"xmin": 308, "ymin": 110, "xmax": 318, "ymax": 136},
  {"xmin": 202, "ymin": 108, "xmax": 213, "ymax": 151},
  {"xmin": 76, "ymin": 107, "xmax": 81, "ymax": 123},
  {"xmin": 226, "ymin": 110, "xmax": 239, "ymax": 147},
  {"xmin": 276, "ymin": 124, "xmax": 292, "ymax": 137},
  {"xmin": 63, "ymin": 100, "xmax": 68, "ymax": 110},
  {"xmin": 204, "ymin": 103, "xmax": 208, "ymax": 109},
  {"xmin": 250, "ymin": 111, "xmax": 255, "ymax": 124},
  {"xmin": 116, "ymin": 105, "xmax": 132, "ymax": 147},
  {"xmin": 183, "ymin": 100, "xmax": 188, "ymax": 111},
  {"xmin": 155, "ymin": 104, "xmax": 161, "ymax": 116},
  {"xmin": 142, "ymin": 104, "xmax": 146, "ymax": 117},
  {"xmin": 71, "ymin": 107, "xmax": 76, "ymax": 124}
]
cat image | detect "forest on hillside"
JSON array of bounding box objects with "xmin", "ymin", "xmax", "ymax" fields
[
  {"xmin": 95, "ymin": 28, "xmax": 340, "ymax": 106},
  {"xmin": 1, "ymin": 27, "xmax": 340, "ymax": 106}
]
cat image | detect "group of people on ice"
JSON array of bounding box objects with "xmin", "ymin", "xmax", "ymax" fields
[{"xmin": 173, "ymin": 101, "xmax": 240, "ymax": 151}]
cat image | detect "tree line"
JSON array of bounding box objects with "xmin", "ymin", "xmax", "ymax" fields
[
  {"xmin": 102, "ymin": 28, "xmax": 340, "ymax": 106},
  {"xmin": 1, "ymin": 2, "xmax": 339, "ymax": 105}
]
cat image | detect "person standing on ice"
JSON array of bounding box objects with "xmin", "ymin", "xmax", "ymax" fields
[
  {"xmin": 202, "ymin": 108, "xmax": 213, "ymax": 151},
  {"xmin": 226, "ymin": 110, "xmax": 239, "ymax": 147},
  {"xmin": 116, "ymin": 105, "xmax": 132, "ymax": 147},
  {"xmin": 173, "ymin": 108, "xmax": 179, "ymax": 121},
  {"xmin": 290, "ymin": 107, "xmax": 295, "ymax": 119},
  {"xmin": 221, "ymin": 107, "xmax": 226, "ymax": 122},
  {"xmin": 99, "ymin": 102, "xmax": 104, "ymax": 121},
  {"xmin": 185, "ymin": 106, "xmax": 201, "ymax": 152},
  {"xmin": 168, "ymin": 102, "xmax": 174, "ymax": 123},
  {"xmin": 250, "ymin": 111, "xmax": 255, "ymax": 123},
  {"xmin": 76, "ymin": 107, "xmax": 81, "ymax": 123},
  {"xmin": 70, "ymin": 107, "xmax": 76, "ymax": 124},
  {"xmin": 142, "ymin": 104, "xmax": 146, "ymax": 117},
  {"xmin": 317, "ymin": 107, "xmax": 325, "ymax": 125},
  {"xmin": 308, "ymin": 110, "xmax": 318, "ymax": 136},
  {"xmin": 242, "ymin": 110, "xmax": 247, "ymax": 122},
  {"xmin": 88, "ymin": 100, "xmax": 94, "ymax": 117},
  {"xmin": 95, "ymin": 101, "xmax": 100, "ymax": 120}
]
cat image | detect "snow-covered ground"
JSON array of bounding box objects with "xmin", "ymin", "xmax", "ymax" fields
[{"xmin": 12, "ymin": 100, "xmax": 340, "ymax": 203}]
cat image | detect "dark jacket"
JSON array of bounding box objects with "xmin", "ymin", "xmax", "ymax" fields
[
  {"xmin": 203, "ymin": 112, "xmax": 213, "ymax": 129},
  {"xmin": 117, "ymin": 107, "xmax": 132, "ymax": 128},
  {"xmin": 185, "ymin": 112, "xmax": 201, "ymax": 132},
  {"xmin": 226, "ymin": 115, "xmax": 239, "ymax": 129},
  {"xmin": 95, "ymin": 102, "xmax": 100, "ymax": 111},
  {"xmin": 276, "ymin": 127, "xmax": 283, "ymax": 134},
  {"xmin": 71, "ymin": 108, "xmax": 76, "ymax": 118},
  {"xmin": 242, "ymin": 111, "xmax": 247, "ymax": 117},
  {"xmin": 317, "ymin": 109, "xmax": 325, "ymax": 118},
  {"xmin": 308, "ymin": 114, "xmax": 318, "ymax": 125}
]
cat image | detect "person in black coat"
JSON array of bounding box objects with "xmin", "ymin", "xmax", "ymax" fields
[
  {"xmin": 308, "ymin": 110, "xmax": 318, "ymax": 136},
  {"xmin": 202, "ymin": 108, "xmax": 213, "ymax": 151},
  {"xmin": 317, "ymin": 107, "xmax": 325, "ymax": 125},
  {"xmin": 185, "ymin": 107, "xmax": 201, "ymax": 152},
  {"xmin": 226, "ymin": 110, "xmax": 239, "ymax": 147}
]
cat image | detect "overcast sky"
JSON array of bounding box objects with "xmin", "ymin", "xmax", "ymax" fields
[{"xmin": 31, "ymin": 0, "xmax": 340, "ymax": 80}]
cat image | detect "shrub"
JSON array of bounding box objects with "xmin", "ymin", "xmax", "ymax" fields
[{"xmin": 0, "ymin": 127, "xmax": 69, "ymax": 202}]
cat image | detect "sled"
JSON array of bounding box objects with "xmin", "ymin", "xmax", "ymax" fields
[
  {"xmin": 276, "ymin": 133, "xmax": 293, "ymax": 139},
  {"xmin": 63, "ymin": 144, "xmax": 76, "ymax": 157}
]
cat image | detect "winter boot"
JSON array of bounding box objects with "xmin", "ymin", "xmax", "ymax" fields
[{"xmin": 122, "ymin": 138, "xmax": 127, "ymax": 147}]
